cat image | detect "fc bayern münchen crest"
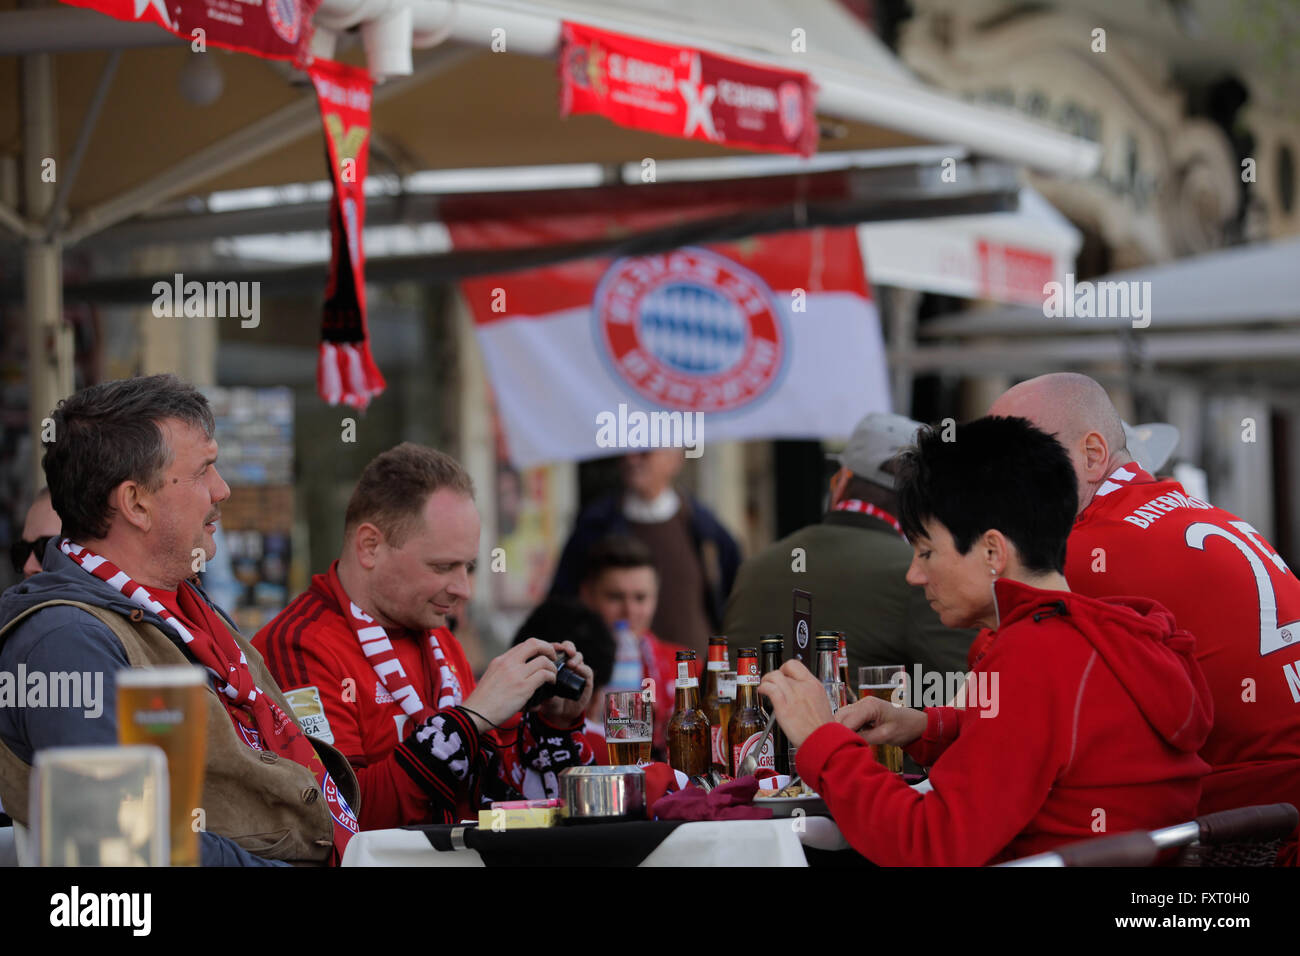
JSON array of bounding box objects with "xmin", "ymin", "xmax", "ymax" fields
[
  {"xmin": 267, "ymin": 0, "xmax": 302, "ymax": 44},
  {"xmin": 593, "ymin": 247, "xmax": 787, "ymax": 413},
  {"xmin": 778, "ymin": 81, "xmax": 805, "ymax": 142}
]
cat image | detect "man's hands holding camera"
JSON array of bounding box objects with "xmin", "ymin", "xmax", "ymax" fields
[{"xmin": 461, "ymin": 638, "xmax": 593, "ymax": 733}]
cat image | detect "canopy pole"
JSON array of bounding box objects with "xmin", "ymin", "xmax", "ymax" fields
[{"xmin": 22, "ymin": 35, "xmax": 74, "ymax": 493}]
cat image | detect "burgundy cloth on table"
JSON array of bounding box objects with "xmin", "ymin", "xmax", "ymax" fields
[
  {"xmin": 652, "ymin": 774, "xmax": 774, "ymax": 821},
  {"xmin": 641, "ymin": 762, "xmax": 679, "ymax": 811}
]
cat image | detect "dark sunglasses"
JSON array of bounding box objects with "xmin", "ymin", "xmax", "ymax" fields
[{"xmin": 10, "ymin": 535, "xmax": 54, "ymax": 575}]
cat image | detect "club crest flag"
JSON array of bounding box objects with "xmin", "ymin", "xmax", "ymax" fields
[
  {"xmin": 456, "ymin": 228, "xmax": 890, "ymax": 467},
  {"xmin": 310, "ymin": 57, "xmax": 386, "ymax": 410},
  {"xmin": 59, "ymin": 0, "xmax": 319, "ymax": 61},
  {"xmin": 559, "ymin": 21, "xmax": 818, "ymax": 157}
]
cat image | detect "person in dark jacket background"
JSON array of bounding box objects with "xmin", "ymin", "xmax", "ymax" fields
[
  {"xmin": 549, "ymin": 450, "xmax": 740, "ymax": 658},
  {"xmin": 723, "ymin": 411, "xmax": 974, "ymax": 678}
]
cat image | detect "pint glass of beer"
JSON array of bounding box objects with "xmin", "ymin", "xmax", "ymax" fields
[
  {"xmin": 117, "ymin": 666, "xmax": 209, "ymax": 866},
  {"xmin": 603, "ymin": 691, "xmax": 652, "ymax": 766},
  {"xmin": 858, "ymin": 665, "xmax": 906, "ymax": 773}
]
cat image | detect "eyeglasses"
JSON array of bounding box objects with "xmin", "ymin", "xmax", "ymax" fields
[{"xmin": 10, "ymin": 535, "xmax": 54, "ymax": 575}]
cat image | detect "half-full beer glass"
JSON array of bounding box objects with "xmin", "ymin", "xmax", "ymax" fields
[
  {"xmin": 603, "ymin": 691, "xmax": 653, "ymax": 766},
  {"xmin": 117, "ymin": 666, "xmax": 209, "ymax": 866},
  {"xmin": 858, "ymin": 664, "xmax": 906, "ymax": 773}
]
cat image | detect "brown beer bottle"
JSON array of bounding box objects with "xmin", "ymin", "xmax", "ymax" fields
[
  {"xmin": 836, "ymin": 632, "xmax": 858, "ymax": 703},
  {"xmin": 702, "ymin": 636, "xmax": 730, "ymax": 774},
  {"xmin": 667, "ymin": 650, "xmax": 710, "ymax": 778},
  {"xmin": 729, "ymin": 648, "xmax": 770, "ymax": 777},
  {"xmin": 758, "ymin": 636, "xmax": 790, "ymax": 774}
]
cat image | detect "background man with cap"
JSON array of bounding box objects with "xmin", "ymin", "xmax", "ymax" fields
[
  {"xmin": 722, "ymin": 412, "xmax": 975, "ymax": 683},
  {"xmin": 990, "ymin": 372, "xmax": 1300, "ymax": 864}
]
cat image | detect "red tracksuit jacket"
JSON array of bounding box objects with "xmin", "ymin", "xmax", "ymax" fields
[
  {"xmin": 253, "ymin": 563, "xmax": 591, "ymax": 830},
  {"xmin": 1064, "ymin": 465, "xmax": 1300, "ymax": 861},
  {"xmin": 797, "ymin": 577, "xmax": 1212, "ymax": 866}
]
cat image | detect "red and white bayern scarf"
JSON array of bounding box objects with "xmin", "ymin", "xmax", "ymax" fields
[
  {"xmin": 61, "ymin": 540, "xmax": 358, "ymax": 861},
  {"xmin": 326, "ymin": 566, "xmax": 462, "ymax": 725},
  {"xmin": 834, "ymin": 498, "xmax": 905, "ymax": 539}
]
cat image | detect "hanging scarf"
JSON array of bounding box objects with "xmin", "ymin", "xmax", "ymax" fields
[
  {"xmin": 61, "ymin": 540, "xmax": 357, "ymax": 862},
  {"xmin": 326, "ymin": 565, "xmax": 463, "ymax": 725},
  {"xmin": 309, "ymin": 57, "xmax": 386, "ymax": 410},
  {"xmin": 834, "ymin": 498, "xmax": 905, "ymax": 539}
]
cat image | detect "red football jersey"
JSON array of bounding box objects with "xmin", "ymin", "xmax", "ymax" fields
[
  {"xmin": 254, "ymin": 564, "xmax": 592, "ymax": 829},
  {"xmin": 1066, "ymin": 464, "xmax": 1300, "ymax": 831}
]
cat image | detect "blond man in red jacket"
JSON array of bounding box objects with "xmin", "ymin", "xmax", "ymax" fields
[{"xmin": 762, "ymin": 417, "xmax": 1212, "ymax": 866}]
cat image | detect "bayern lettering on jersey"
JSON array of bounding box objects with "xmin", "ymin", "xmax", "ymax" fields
[{"xmin": 1122, "ymin": 489, "xmax": 1212, "ymax": 529}]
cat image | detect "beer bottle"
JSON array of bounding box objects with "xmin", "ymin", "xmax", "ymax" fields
[
  {"xmin": 814, "ymin": 632, "xmax": 845, "ymax": 710},
  {"xmin": 702, "ymin": 636, "xmax": 730, "ymax": 774},
  {"xmin": 667, "ymin": 650, "xmax": 710, "ymax": 778},
  {"xmin": 836, "ymin": 632, "xmax": 858, "ymax": 703},
  {"xmin": 728, "ymin": 648, "xmax": 770, "ymax": 777},
  {"xmin": 758, "ymin": 636, "xmax": 791, "ymax": 775}
]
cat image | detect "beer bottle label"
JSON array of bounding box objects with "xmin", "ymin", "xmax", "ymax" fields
[
  {"xmin": 710, "ymin": 725, "xmax": 726, "ymax": 764},
  {"xmin": 675, "ymin": 660, "xmax": 698, "ymax": 688},
  {"xmin": 734, "ymin": 732, "xmax": 775, "ymax": 772}
]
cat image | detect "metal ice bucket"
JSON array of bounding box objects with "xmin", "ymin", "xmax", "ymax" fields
[{"xmin": 558, "ymin": 765, "xmax": 646, "ymax": 821}]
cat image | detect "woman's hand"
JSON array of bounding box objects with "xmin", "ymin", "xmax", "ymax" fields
[
  {"xmin": 758, "ymin": 660, "xmax": 835, "ymax": 748},
  {"xmin": 836, "ymin": 696, "xmax": 928, "ymax": 747}
]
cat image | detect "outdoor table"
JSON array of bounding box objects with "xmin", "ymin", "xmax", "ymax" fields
[{"xmin": 341, "ymin": 815, "xmax": 859, "ymax": 867}]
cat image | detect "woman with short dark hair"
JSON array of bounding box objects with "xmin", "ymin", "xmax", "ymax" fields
[{"xmin": 760, "ymin": 416, "xmax": 1214, "ymax": 865}]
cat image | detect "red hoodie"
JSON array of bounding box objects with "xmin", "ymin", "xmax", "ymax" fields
[{"xmin": 797, "ymin": 578, "xmax": 1213, "ymax": 866}]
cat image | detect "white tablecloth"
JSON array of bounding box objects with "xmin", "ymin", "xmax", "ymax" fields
[{"xmin": 341, "ymin": 816, "xmax": 849, "ymax": 867}]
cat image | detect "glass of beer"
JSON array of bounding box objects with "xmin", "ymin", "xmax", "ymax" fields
[
  {"xmin": 603, "ymin": 691, "xmax": 652, "ymax": 766},
  {"xmin": 117, "ymin": 666, "xmax": 209, "ymax": 866},
  {"xmin": 858, "ymin": 665, "xmax": 906, "ymax": 773}
]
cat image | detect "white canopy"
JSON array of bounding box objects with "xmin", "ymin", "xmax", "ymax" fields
[
  {"xmin": 858, "ymin": 187, "xmax": 1082, "ymax": 305},
  {"xmin": 897, "ymin": 236, "xmax": 1300, "ymax": 375}
]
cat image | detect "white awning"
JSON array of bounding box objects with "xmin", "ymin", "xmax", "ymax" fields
[
  {"xmin": 310, "ymin": 0, "xmax": 1102, "ymax": 177},
  {"xmin": 924, "ymin": 235, "xmax": 1300, "ymax": 335},
  {"xmin": 858, "ymin": 187, "xmax": 1082, "ymax": 305},
  {"xmin": 893, "ymin": 236, "xmax": 1300, "ymax": 376}
]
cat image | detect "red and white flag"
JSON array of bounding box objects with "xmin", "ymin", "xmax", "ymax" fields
[
  {"xmin": 560, "ymin": 21, "xmax": 818, "ymax": 157},
  {"xmin": 455, "ymin": 228, "xmax": 889, "ymax": 467}
]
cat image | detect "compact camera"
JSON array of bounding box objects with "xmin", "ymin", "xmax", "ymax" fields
[{"xmin": 525, "ymin": 651, "xmax": 586, "ymax": 710}]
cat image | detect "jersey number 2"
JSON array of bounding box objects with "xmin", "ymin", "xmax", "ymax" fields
[{"xmin": 1185, "ymin": 521, "xmax": 1299, "ymax": 658}]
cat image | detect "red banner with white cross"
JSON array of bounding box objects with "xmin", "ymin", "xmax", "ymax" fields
[
  {"xmin": 59, "ymin": 0, "xmax": 319, "ymax": 61},
  {"xmin": 559, "ymin": 21, "xmax": 819, "ymax": 157}
]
